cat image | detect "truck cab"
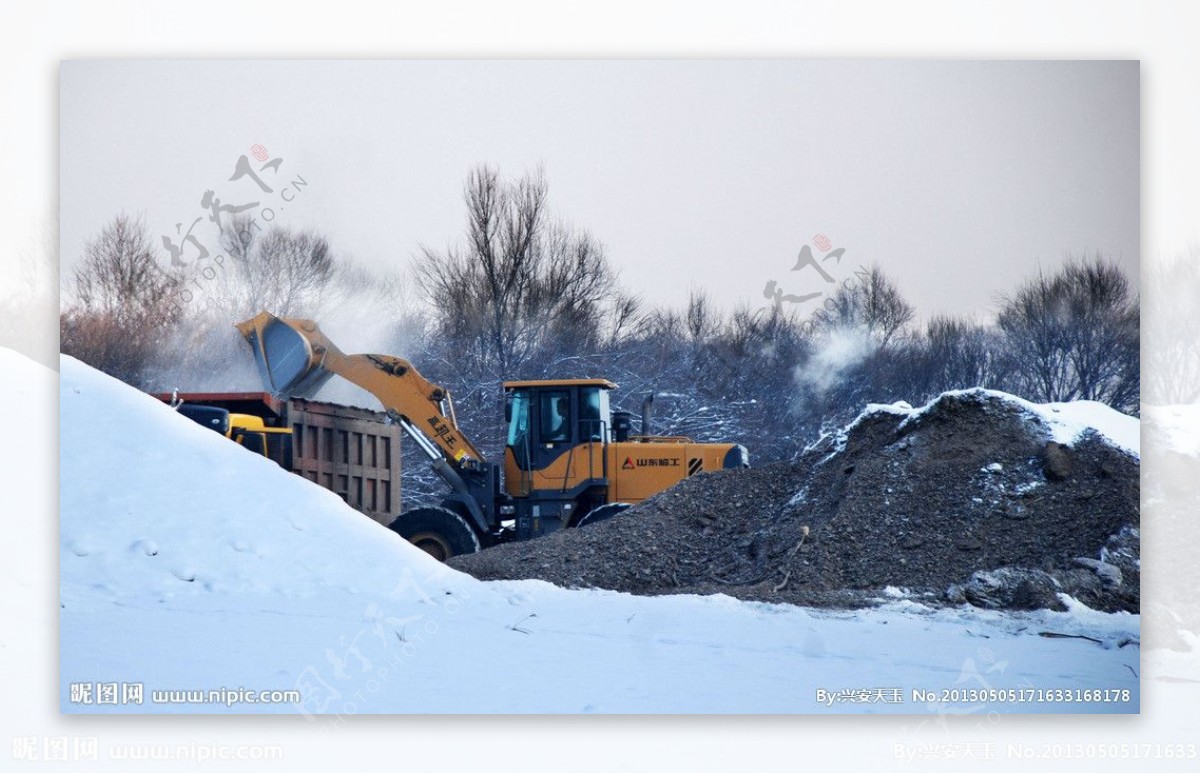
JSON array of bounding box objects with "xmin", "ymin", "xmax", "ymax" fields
[{"xmin": 175, "ymin": 403, "xmax": 293, "ymax": 463}]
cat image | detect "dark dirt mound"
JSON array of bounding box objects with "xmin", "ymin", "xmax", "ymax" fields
[{"xmin": 451, "ymin": 390, "xmax": 1140, "ymax": 612}]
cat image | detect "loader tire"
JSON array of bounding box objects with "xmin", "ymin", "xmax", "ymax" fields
[
  {"xmin": 575, "ymin": 502, "xmax": 631, "ymax": 529},
  {"xmin": 390, "ymin": 506, "xmax": 481, "ymax": 561}
]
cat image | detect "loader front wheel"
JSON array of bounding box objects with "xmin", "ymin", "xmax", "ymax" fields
[
  {"xmin": 575, "ymin": 502, "xmax": 631, "ymax": 529},
  {"xmin": 389, "ymin": 507, "xmax": 481, "ymax": 561}
]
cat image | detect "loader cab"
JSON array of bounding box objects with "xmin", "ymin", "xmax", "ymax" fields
[{"xmin": 503, "ymin": 379, "xmax": 616, "ymax": 472}]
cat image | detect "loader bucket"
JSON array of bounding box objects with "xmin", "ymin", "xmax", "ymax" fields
[{"xmin": 235, "ymin": 311, "xmax": 336, "ymax": 398}]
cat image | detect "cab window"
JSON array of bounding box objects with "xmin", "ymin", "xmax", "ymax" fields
[
  {"xmin": 579, "ymin": 387, "xmax": 608, "ymax": 441},
  {"xmin": 507, "ymin": 390, "xmax": 531, "ymax": 442},
  {"xmin": 234, "ymin": 429, "xmax": 267, "ymax": 456},
  {"xmin": 539, "ymin": 390, "xmax": 571, "ymax": 444}
]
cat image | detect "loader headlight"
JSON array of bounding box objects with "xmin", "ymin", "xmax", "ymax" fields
[{"xmin": 723, "ymin": 444, "xmax": 750, "ymax": 469}]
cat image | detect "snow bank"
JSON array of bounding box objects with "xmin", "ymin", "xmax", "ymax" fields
[
  {"xmin": 60, "ymin": 354, "xmax": 461, "ymax": 609},
  {"xmin": 1143, "ymin": 404, "xmax": 1200, "ymax": 457},
  {"xmin": 1030, "ymin": 398, "xmax": 1139, "ymax": 458},
  {"xmin": 851, "ymin": 388, "xmax": 1139, "ymax": 458},
  {"xmin": 59, "ymin": 356, "xmax": 1140, "ymax": 713},
  {"xmin": 0, "ymin": 349, "xmax": 56, "ymax": 732}
]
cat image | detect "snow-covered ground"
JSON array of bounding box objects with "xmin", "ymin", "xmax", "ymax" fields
[
  {"xmin": 1144, "ymin": 404, "xmax": 1200, "ymax": 457},
  {"xmin": 53, "ymin": 355, "xmax": 1149, "ymax": 714}
]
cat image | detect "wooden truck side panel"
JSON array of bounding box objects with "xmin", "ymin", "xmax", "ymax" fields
[{"xmin": 286, "ymin": 398, "xmax": 400, "ymax": 526}]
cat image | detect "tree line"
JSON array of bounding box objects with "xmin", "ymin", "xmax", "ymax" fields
[{"xmin": 61, "ymin": 165, "xmax": 1141, "ymax": 476}]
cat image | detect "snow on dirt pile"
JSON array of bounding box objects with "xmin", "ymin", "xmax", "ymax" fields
[{"xmin": 452, "ymin": 389, "xmax": 1140, "ymax": 613}]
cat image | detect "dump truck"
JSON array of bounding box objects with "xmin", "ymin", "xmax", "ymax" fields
[
  {"xmin": 237, "ymin": 311, "xmax": 750, "ymax": 559},
  {"xmin": 156, "ymin": 391, "xmax": 403, "ymax": 526},
  {"xmin": 165, "ymin": 394, "xmax": 295, "ymax": 467}
]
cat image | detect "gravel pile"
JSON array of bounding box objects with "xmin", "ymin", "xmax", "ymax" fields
[{"xmin": 450, "ymin": 390, "xmax": 1140, "ymax": 612}]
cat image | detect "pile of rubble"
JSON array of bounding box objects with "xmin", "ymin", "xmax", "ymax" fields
[{"xmin": 451, "ymin": 390, "xmax": 1140, "ymax": 612}]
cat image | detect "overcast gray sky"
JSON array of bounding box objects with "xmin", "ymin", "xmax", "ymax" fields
[{"xmin": 60, "ymin": 60, "xmax": 1138, "ymax": 322}]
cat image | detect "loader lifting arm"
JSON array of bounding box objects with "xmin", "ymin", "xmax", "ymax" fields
[{"xmin": 235, "ymin": 312, "xmax": 486, "ymax": 469}]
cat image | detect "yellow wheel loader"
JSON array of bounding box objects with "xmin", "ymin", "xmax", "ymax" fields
[{"xmin": 236, "ymin": 311, "xmax": 749, "ymax": 560}]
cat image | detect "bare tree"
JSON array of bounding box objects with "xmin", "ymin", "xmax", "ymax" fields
[
  {"xmin": 66, "ymin": 215, "xmax": 178, "ymax": 322},
  {"xmin": 1144, "ymin": 247, "xmax": 1200, "ymax": 404},
  {"xmin": 915, "ymin": 315, "xmax": 1011, "ymax": 394},
  {"xmin": 60, "ymin": 214, "xmax": 182, "ymax": 386},
  {"xmin": 812, "ymin": 265, "xmax": 915, "ymax": 347},
  {"xmin": 1, "ymin": 219, "xmax": 57, "ymax": 366},
  {"xmin": 997, "ymin": 256, "xmax": 1138, "ymax": 411},
  {"xmin": 211, "ymin": 214, "xmax": 336, "ymax": 319},
  {"xmin": 685, "ymin": 290, "xmax": 719, "ymax": 342},
  {"xmin": 605, "ymin": 290, "xmax": 644, "ymax": 346},
  {"xmin": 416, "ymin": 166, "xmax": 620, "ymax": 378}
]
